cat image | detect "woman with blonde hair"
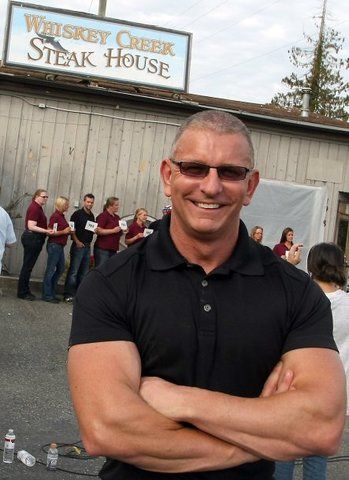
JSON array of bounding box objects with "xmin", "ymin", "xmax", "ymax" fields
[
  {"xmin": 42, "ymin": 196, "xmax": 71, "ymax": 303},
  {"xmin": 125, "ymin": 208, "xmax": 148, "ymax": 247},
  {"xmin": 250, "ymin": 225, "xmax": 263, "ymax": 244}
]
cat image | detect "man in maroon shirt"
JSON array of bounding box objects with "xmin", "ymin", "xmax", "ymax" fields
[
  {"xmin": 17, "ymin": 189, "xmax": 54, "ymax": 300},
  {"xmin": 94, "ymin": 197, "xmax": 123, "ymax": 267}
]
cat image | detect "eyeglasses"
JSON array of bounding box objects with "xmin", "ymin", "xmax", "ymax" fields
[
  {"xmin": 40, "ymin": 195, "xmax": 48, "ymax": 198},
  {"xmin": 170, "ymin": 159, "xmax": 252, "ymax": 181}
]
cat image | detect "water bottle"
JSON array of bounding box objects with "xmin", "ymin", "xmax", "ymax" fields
[
  {"xmin": 17, "ymin": 450, "xmax": 36, "ymax": 467},
  {"xmin": 46, "ymin": 442, "xmax": 58, "ymax": 470},
  {"xmin": 3, "ymin": 429, "xmax": 15, "ymax": 463}
]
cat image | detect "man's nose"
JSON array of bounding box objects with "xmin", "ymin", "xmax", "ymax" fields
[{"xmin": 199, "ymin": 168, "xmax": 223, "ymax": 196}]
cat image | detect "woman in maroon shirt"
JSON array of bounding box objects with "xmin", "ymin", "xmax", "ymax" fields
[
  {"xmin": 94, "ymin": 197, "xmax": 123, "ymax": 267},
  {"xmin": 17, "ymin": 189, "xmax": 54, "ymax": 300},
  {"xmin": 125, "ymin": 208, "xmax": 148, "ymax": 247},
  {"xmin": 273, "ymin": 227, "xmax": 294, "ymax": 259},
  {"xmin": 42, "ymin": 196, "xmax": 71, "ymax": 303}
]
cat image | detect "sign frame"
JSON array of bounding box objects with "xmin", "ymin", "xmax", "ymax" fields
[{"xmin": 3, "ymin": 1, "xmax": 192, "ymax": 92}]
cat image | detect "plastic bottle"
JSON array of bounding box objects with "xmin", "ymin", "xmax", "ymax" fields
[
  {"xmin": 17, "ymin": 450, "xmax": 36, "ymax": 467},
  {"xmin": 3, "ymin": 429, "xmax": 15, "ymax": 463},
  {"xmin": 46, "ymin": 442, "xmax": 58, "ymax": 470}
]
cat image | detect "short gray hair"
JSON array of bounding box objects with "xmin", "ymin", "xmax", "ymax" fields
[{"xmin": 171, "ymin": 110, "xmax": 255, "ymax": 166}]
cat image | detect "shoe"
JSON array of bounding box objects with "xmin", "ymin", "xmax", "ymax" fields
[
  {"xmin": 43, "ymin": 298, "xmax": 60, "ymax": 304},
  {"xmin": 18, "ymin": 293, "xmax": 36, "ymax": 301},
  {"xmin": 64, "ymin": 296, "xmax": 74, "ymax": 303}
]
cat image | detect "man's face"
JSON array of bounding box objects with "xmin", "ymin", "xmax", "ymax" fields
[
  {"xmin": 161, "ymin": 128, "xmax": 259, "ymax": 240},
  {"xmin": 35, "ymin": 191, "xmax": 48, "ymax": 206},
  {"xmin": 84, "ymin": 197, "xmax": 94, "ymax": 212}
]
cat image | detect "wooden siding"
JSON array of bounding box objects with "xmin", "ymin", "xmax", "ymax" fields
[{"xmin": 0, "ymin": 89, "xmax": 348, "ymax": 277}]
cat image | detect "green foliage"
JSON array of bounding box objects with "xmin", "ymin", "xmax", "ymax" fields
[{"xmin": 271, "ymin": 24, "xmax": 349, "ymax": 121}]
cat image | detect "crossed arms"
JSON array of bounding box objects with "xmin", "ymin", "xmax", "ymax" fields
[{"xmin": 68, "ymin": 341, "xmax": 346, "ymax": 473}]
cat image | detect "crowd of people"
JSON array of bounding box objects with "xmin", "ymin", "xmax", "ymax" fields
[{"xmin": 13, "ymin": 190, "xmax": 150, "ymax": 303}]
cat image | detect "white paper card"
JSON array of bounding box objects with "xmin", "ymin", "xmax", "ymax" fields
[
  {"xmin": 69, "ymin": 221, "xmax": 75, "ymax": 231},
  {"xmin": 85, "ymin": 220, "xmax": 98, "ymax": 232},
  {"xmin": 53, "ymin": 223, "xmax": 58, "ymax": 232},
  {"xmin": 143, "ymin": 228, "xmax": 154, "ymax": 237},
  {"xmin": 119, "ymin": 219, "xmax": 128, "ymax": 231}
]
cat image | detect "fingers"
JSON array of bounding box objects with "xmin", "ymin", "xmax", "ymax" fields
[{"xmin": 261, "ymin": 362, "xmax": 283, "ymax": 398}]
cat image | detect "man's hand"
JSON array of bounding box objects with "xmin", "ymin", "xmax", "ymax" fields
[{"xmin": 140, "ymin": 362, "xmax": 294, "ymax": 421}]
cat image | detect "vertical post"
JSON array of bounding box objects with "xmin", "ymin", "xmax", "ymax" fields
[{"xmin": 98, "ymin": 0, "xmax": 107, "ymax": 17}]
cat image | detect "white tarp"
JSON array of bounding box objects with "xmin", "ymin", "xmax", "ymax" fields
[{"xmin": 241, "ymin": 179, "xmax": 328, "ymax": 271}]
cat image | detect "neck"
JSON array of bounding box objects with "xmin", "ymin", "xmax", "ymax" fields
[
  {"xmin": 315, "ymin": 279, "xmax": 341, "ymax": 293},
  {"xmin": 84, "ymin": 207, "xmax": 91, "ymax": 214},
  {"xmin": 169, "ymin": 218, "xmax": 240, "ymax": 274},
  {"xmin": 136, "ymin": 218, "xmax": 143, "ymax": 226}
]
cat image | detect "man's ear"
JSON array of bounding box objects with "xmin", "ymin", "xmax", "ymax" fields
[
  {"xmin": 160, "ymin": 159, "xmax": 172, "ymax": 198},
  {"xmin": 243, "ymin": 169, "xmax": 260, "ymax": 207}
]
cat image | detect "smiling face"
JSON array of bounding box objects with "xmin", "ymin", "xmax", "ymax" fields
[
  {"xmin": 161, "ymin": 127, "xmax": 259, "ymax": 243},
  {"xmin": 137, "ymin": 209, "xmax": 148, "ymax": 224},
  {"xmin": 286, "ymin": 230, "xmax": 294, "ymax": 243},
  {"xmin": 253, "ymin": 228, "xmax": 263, "ymax": 243}
]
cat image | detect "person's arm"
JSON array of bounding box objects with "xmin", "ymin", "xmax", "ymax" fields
[
  {"xmin": 287, "ymin": 243, "xmax": 302, "ymax": 266},
  {"xmin": 140, "ymin": 348, "xmax": 346, "ymax": 461},
  {"xmin": 96, "ymin": 225, "xmax": 121, "ymax": 236},
  {"xmin": 71, "ymin": 231, "xmax": 84, "ymax": 247},
  {"xmin": 125, "ymin": 232, "xmax": 144, "ymax": 246},
  {"xmin": 27, "ymin": 220, "xmax": 53, "ymax": 235},
  {"xmin": 68, "ymin": 340, "xmax": 261, "ymax": 473}
]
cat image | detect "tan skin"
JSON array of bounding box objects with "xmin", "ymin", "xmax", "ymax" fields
[{"xmin": 68, "ymin": 129, "xmax": 346, "ymax": 472}]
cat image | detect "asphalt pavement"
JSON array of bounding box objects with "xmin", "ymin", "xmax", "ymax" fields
[{"xmin": 0, "ymin": 275, "xmax": 348, "ymax": 480}]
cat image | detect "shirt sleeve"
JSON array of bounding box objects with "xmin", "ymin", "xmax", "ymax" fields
[
  {"xmin": 69, "ymin": 268, "xmax": 134, "ymax": 347},
  {"xmin": 283, "ymin": 275, "xmax": 337, "ymax": 354},
  {"xmin": 6, "ymin": 215, "xmax": 16, "ymax": 244}
]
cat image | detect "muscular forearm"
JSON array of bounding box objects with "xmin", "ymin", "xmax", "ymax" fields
[{"xmin": 141, "ymin": 351, "xmax": 346, "ymax": 461}]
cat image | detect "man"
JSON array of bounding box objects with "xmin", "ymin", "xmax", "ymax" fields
[
  {"xmin": 17, "ymin": 189, "xmax": 54, "ymax": 300},
  {"xmin": 0, "ymin": 206, "xmax": 16, "ymax": 274},
  {"xmin": 68, "ymin": 110, "xmax": 346, "ymax": 479},
  {"xmin": 64, "ymin": 193, "xmax": 95, "ymax": 303}
]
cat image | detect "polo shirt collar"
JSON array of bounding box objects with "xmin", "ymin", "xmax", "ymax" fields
[{"xmin": 147, "ymin": 215, "xmax": 267, "ymax": 276}]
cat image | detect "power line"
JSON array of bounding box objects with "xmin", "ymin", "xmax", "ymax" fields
[
  {"xmin": 163, "ymin": 0, "xmax": 206, "ymax": 27},
  {"xmin": 180, "ymin": 0, "xmax": 231, "ymax": 29}
]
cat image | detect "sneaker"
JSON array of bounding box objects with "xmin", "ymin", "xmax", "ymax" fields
[
  {"xmin": 18, "ymin": 293, "xmax": 36, "ymax": 301},
  {"xmin": 64, "ymin": 296, "xmax": 74, "ymax": 303}
]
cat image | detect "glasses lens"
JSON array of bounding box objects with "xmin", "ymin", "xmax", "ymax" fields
[
  {"xmin": 218, "ymin": 166, "xmax": 248, "ymax": 181},
  {"xmin": 41, "ymin": 195, "xmax": 48, "ymax": 198},
  {"xmin": 180, "ymin": 162, "xmax": 208, "ymax": 178}
]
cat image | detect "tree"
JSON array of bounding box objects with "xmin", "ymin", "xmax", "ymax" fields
[{"xmin": 271, "ymin": 0, "xmax": 349, "ymax": 121}]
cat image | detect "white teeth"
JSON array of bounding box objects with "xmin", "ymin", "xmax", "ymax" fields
[{"xmin": 196, "ymin": 202, "xmax": 220, "ymax": 209}]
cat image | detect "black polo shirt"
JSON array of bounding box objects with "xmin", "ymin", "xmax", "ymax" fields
[
  {"xmin": 70, "ymin": 215, "xmax": 336, "ymax": 480},
  {"xmin": 70, "ymin": 208, "xmax": 95, "ymax": 245}
]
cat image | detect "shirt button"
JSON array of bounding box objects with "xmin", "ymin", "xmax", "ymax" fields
[
  {"xmin": 201, "ymin": 279, "xmax": 208, "ymax": 287},
  {"xmin": 203, "ymin": 304, "xmax": 211, "ymax": 312}
]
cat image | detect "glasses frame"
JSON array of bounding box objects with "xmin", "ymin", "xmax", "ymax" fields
[
  {"xmin": 170, "ymin": 159, "xmax": 252, "ymax": 181},
  {"xmin": 40, "ymin": 195, "xmax": 49, "ymax": 198}
]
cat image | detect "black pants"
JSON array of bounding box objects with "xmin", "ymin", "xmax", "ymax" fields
[{"xmin": 17, "ymin": 231, "xmax": 45, "ymax": 297}]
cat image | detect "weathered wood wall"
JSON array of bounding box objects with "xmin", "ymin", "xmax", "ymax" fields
[{"xmin": 0, "ymin": 88, "xmax": 348, "ymax": 278}]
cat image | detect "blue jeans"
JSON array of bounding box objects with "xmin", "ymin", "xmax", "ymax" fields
[
  {"xmin": 42, "ymin": 243, "xmax": 65, "ymax": 300},
  {"xmin": 94, "ymin": 247, "xmax": 115, "ymax": 268},
  {"xmin": 17, "ymin": 231, "xmax": 45, "ymax": 297},
  {"xmin": 274, "ymin": 456, "xmax": 327, "ymax": 480},
  {"xmin": 64, "ymin": 244, "xmax": 90, "ymax": 296}
]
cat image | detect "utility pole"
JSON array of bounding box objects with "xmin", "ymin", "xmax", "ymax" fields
[{"xmin": 98, "ymin": 0, "xmax": 107, "ymax": 17}]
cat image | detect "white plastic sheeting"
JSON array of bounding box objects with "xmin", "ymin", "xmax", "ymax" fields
[{"xmin": 241, "ymin": 179, "xmax": 328, "ymax": 271}]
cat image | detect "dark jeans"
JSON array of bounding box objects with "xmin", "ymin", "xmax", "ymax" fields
[
  {"xmin": 42, "ymin": 243, "xmax": 65, "ymax": 300},
  {"xmin": 274, "ymin": 457, "xmax": 327, "ymax": 480},
  {"xmin": 94, "ymin": 247, "xmax": 116, "ymax": 268},
  {"xmin": 64, "ymin": 244, "xmax": 90, "ymax": 297},
  {"xmin": 17, "ymin": 231, "xmax": 45, "ymax": 297}
]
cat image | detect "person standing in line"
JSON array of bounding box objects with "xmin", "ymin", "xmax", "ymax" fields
[
  {"xmin": 17, "ymin": 189, "xmax": 54, "ymax": 301},
  {"xmin": 94, "ymin": 197, "xmax": 123, "ymax": 268},
  {"xmin": 250, "ymin": 225, "xmax": 263, "ymax": 243},
  {"xmin": 275, "ymin": 242, "xmax": 349, "ymax": 480},
  {"xmin": 63, "ymin": 193, "xmax": 95, "ymax": 303},
  {"xmin": 125, "ymin": 208, "xmax": 148, "ymax": 247},
  {"xmin": 273, "ymin": 227, "xmax": 295, "ymax": 259},
  {"xmin": 42, "ymin": 196, "xmax": 71, "ymax": 303},
  {"xmin": 68, "ymin": 110, "xmax": 345, "ymax": 480},
  {"xmin": 0, "ymin": 206, "xmax": 16, "ymax": 274}
]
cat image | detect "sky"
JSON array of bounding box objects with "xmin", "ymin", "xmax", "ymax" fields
[{"xmin": 0, "ymin": 0, "xmax": 348, "ymax": 105}]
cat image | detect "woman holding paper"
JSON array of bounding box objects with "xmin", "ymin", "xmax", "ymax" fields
[
  {"xmin": 94, "ymin": 196, "xmax": 123, "ymax": 267},
  {"xmin": 125, "ymin": 208, "xmax": 148, "ymax": 247},
  {"xmin": 42, "ymin": 196, "xmax": 71, "ymax": 303}
]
